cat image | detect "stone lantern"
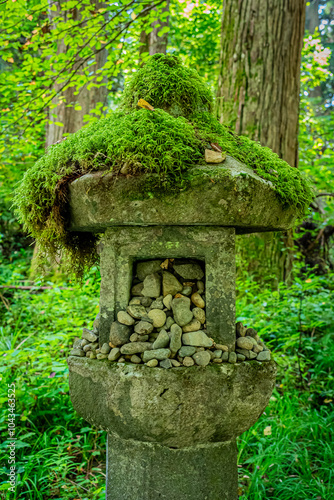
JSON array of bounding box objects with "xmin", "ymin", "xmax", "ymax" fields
[{"xmin": 67, "ymin": 154, "xmax": 297, "ymax": 499}]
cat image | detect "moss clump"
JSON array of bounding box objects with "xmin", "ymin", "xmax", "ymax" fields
[
  {"xmin": 120, "ymin": 53, "xmax": 213, "ymax": 117},
  {"xmin": 14, "ymin": 54, "xmax": 313, "ymax": 278}
]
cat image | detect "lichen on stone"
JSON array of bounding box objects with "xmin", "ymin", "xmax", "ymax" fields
[{"xmin": 13, "ymin": 53, "xmax": 313, "ymax": 278}]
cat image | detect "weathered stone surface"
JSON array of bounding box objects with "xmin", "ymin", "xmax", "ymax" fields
[
  {"xmin": 130, "ymin": 355, "xmax": 142, "ymax": 364},
  {"xmin": 205, "ymin": 149, "xmax": 226, "ymax": 163},
  {"xmin": 197, "ymin": 281, "xmax": 205, "ymax": 293},
  {"xmin": 149, "ymin": 298, "xmax": 164, "ymax": 310},
  {"xmin": 146, "ymin": 359, "xmax": 158, "ymax": 367},
  {"xmin": 192, "ymin": 307, "xmax": 206, "ymax": 324},
  {"xmin": 165, "ymin": 316, "xmax": 175, "ymax": 330},
  {"xmin": 246, "ymin": 328, "xmax": 257, "ymax": 338},
  {"xmin": 142, "ymin": 349, "xmax": 171, "ymax": 362},
  {"xmin": 257, "ymin": 351, "xmax": 271, "ymax": 362},
  {"xmin": 182, "ymin": 331, "xmax": 213, "ymax": 348},
  {"xmin": 160, "ymin": 359, "xmax": 173, "ymax": 369},
  {"xmin": 108, "ymin": 348, "xmax": 121, "ymax": 361},
  {"xmin": 140, "ymin": 296, "xmax": 152, "ymax": 308},
  {"xmin": 106, "ymin": 433, "xmax": 238, "ymax": 500},
  {"xmin": 183, "ymin": 356, "xmax": 195, "ymax": 367},
  {"xmin": 82, "ymin": 329, "xmax": 98, "ymax": 343},
  {"xmin": 109, "ymin": 322, "xmax": 131, "ymax": 346},
  {"xmin": 127, "ymin": 305, "xmax": 149, "ymax": 320},
  {"xmin": 148, "ymin": 309, "xmax": 166, "ymax": 328},
  {"xmin": 228, "ymin": 352, "xmax": 237, "ymax": 364},
  {"xmin": 131, "ymin": 283, "xmax": 144, "ymax": 296},
  {"xmin": 70, "ymin": 348, "xmax": 85, "ymax": 357},
  {"xmin": 193, "ymin": 351, "xmax": 211, "ymax": 366},
  {"xmin": 171, "ymin": 359, "xmax": 181, "ymax": 367},
  {"xmin": 162, "ymin": 294, "xmax": 173, "ymax": 310},
  {"xmin": 69, "ymin": 159, "xmax": 297, "ymax": 233},
  {"xmin": 253, "ymin": 344, "xmax": 264, "ymax": 354},
  {"xmin": 136, "ymin": 260, "xmax": 162, "ymax": 281},
  {"xmin": 236, "ymin": 337, "xmax": 254, "ymax": 350},
  {"xmin": 120, "ymin": 342, "xmax": 152, "ymax": 355},
  {"xmin": 152, "ymin": 330, "xmax": 170, "ymax": 350},
  {"xmin": 182, "ymin": 319, "xmax": 201, "ymax": 333},
  {"xmin": 173, "ymin": 263, "xmax": 204, "ymax": 280},
  {"xmin": 134, "ymin": 321, "xmax": 154, "ymax": 335},
  {"xmin": 191, "ymin": 292, "xmax": 205, "ymax": 308},
  {"xmin": 117, "ymin": 311, "xmax": 135, "ymax": 326},
  {"xmin": 162, "ymin": 271, "xmax": 183, "ymax": 297},
  {"xmin": 97, "ymin": 225, "xmax": 236, "ymax": 349},
  {"xmin": 213, "ymin": 350, "xmax": 223, "ymax": 358},
  {"xmin": 101, "ymin": 343, "xmax": 111, "ymax": 354},
  {"xmin": 236, "ymin": 348, "xmax": 251, "ymax": 359},
  {"xmin": 169, "ymin": 324, "xmax": 182, "ymax": 356},
  {"xmin": 68, "ymin": 357, "xmax": 276, "ymax": 447},
  {"xmin": 221, "ymin": 351, "xmax": 229, "ymax": 361},
  {"xmin": 236, "ymin": 322, "xmax": 246, "ymax": 337},
  {"xmin": 97, "ymin": 353, "xmax": 108, "ymax": 360},
  {"xmin": 172, "ymin": 296, "xmax": 193, "ymax": 327},
  {"xmin": 178, "ymin": 346, "xmax": 196, "ymax": 357},
  {"xmin": 215, "ymin": 344, "xmax": 228, "ymax": 352},
  {"xmin": 142, "ymin": 273, "xmax": 161, "ymax": 298}
]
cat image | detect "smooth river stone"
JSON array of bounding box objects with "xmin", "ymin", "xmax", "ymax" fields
[
  {"xmin": 117, "ymin": 311, "xmax": 135, "ymax": 326},
  {"xmin": 193, "ymin": 350, "xmax": 211, "ymax": 366},
  {"xmin": 236, "ymin": 337, "xmax": 254, "ymax": 350},
  {"xmin": 162, "ymin": 271, "xmax": 183, "ymax": 297},
  {"xmin": 192, "ymin": 307, "xmax": 206, "ymax": 324},
  {"xmin": 120, "ymin": 342, "xmax": 152, "ymax": 355},
  {"xmin": 142, "ymin": 348, "xmax": 171, "ymax": 362},
  {"xmin": 82, "ymin": 328, "xmax": 98, "ymax": 342},
  {"xmin": 136, "ymin": 260, "xmax": 162, "ymax": 281},
  {"xmin": 142, "ymin": 273, "xmax": 161, "ymax": 298},
  {"xmin": 182, "ymin": 319, "xmax": 201, "ymax": 333},
  {"xmin": 109, "ymin": 321, "xmax": 131, "ymax": 346},
  {"xmin": 191, "ymin": 292, "xmax": 205, "ymax": 308},
  {"xmin": 182, "ymin": 331, "xmax": 213, "ymax": 348},
  {"xmin": 173, "ymin": 263, "xmax": 204, "ymax": 280},
  {"xmin": 152, "ymin": 330, "xmax": 170, "ymax": 349},
  {"xmin": 169, "ymin": 323, "xmax": 182, "ymax": 356},
  {"xmin": 148, "ymin": 309, "xmax": 166, "ymax": 328},
  {"xmin": 171, "ymin": 296, "xmax": 193, "ymax": 327}
]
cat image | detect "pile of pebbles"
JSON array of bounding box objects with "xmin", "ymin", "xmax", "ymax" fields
[{"xmin": 70, "ymin": 259, "xmax": 271, "ymax": 368}]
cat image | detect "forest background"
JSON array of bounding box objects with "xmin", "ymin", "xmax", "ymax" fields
[{"xmin": 0, "ymin": 0, "xmax": 334, "ymax": 499}]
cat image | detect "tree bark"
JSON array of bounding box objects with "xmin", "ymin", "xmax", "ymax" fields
[
  {"xmin": 46, "ymin": 1, "xmax": 108, "ymax": 148},
  {"xmin": 217, "ymin": 0, "xmax": 306, "ymax": 168},
  {"xmin": 139, "ymin": 0, "xmax": 170, "ymax": 58}
]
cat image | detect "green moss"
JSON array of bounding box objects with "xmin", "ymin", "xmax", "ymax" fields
[
  {"xmin": 120, "ymin": 53, "xmax": 213, "ymax": 117},
  {"xmin": 14, "ymin": 54, "xmax": 313, "ymax": 278}
]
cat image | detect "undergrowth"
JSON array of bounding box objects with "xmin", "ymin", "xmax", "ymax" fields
[{"xmin": 13, "ymin": 54, "xmax": 313, "ymax": 279}]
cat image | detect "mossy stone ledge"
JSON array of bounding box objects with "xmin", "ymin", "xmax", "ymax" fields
[{"xmin": 68, "ymin": 155, "xmax": 298, "ymax": 233}]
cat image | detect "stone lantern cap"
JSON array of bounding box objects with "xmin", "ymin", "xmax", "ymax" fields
[{"xmin": 68, "ymin": 155, "xmax": 297, "ymax": 234}]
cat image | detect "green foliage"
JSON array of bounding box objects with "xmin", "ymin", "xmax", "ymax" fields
[
  {"xmin": 13, "ymin": 54, "xmax": 313, "ymax": 278},
  {"xmin": 120, "ymin": 53, "xmax": 213, "ymax": 116},
  {"xmin": 235, "ymin": 270, "xmax": 334, "ymax": 498},
  {"xmin": 0, "ymin": 265, "xmax": 105, "ymax": 499}
]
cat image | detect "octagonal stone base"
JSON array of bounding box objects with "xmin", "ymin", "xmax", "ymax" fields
[{"xmin": 68, "ymin": 357, "xmax": 276, "ymax": 448}]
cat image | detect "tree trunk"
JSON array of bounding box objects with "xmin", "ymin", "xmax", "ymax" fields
[
  {"xmin": 217, "ymin": 0, "xmax": 306, "ymax": 283},
  {"xmin": 139, "ymin": 0, "xmax": 170, "ymax": 58},
  {"xmin": 46, "ymin": 2, "xmax": 108, "ymax": 148},
  {"xmin": 217, "ymin": 0, "xmax": 306, "ymax": 168}
]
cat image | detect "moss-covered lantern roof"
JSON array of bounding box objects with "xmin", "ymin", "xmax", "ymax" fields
[{"xmin": 14, "ymin": 54, "xmax": 312, "ymax": 277}]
